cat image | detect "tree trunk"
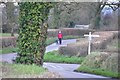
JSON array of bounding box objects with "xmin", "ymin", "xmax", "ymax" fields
[
  {"xmin": 89, "ymin": 2, "xmax": 106, "ymax": 29},
  {"xmin": 35, "ymin": 22, "xmax": 48, "ymax": 66},
  {"xmin": 10, "ymin": 23, "xmax": 14, "ymax": 36},
  {"xmin": 11, "ymin": 27, "xmax": 14, "ymax": 36},
  {"xmin": 89, "ymin": 12, "xmax": 101, "ymax": 29}
]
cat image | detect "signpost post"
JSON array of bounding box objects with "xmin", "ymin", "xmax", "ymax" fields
[{"xmin": 84, "ymin": 32, "xmax": 100, "ymax": 55}]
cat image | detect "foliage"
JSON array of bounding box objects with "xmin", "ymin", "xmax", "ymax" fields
[
  {"xmin": 48, "ymin": 2, "xmax": 98, "ymax": 29},
  {"xmin": 15, "ymin": 2, "xmax": 54, "ymax": 66},
  {"xmin": 44, "ymin": 51, "xmax": 85, "ymax": 64}
]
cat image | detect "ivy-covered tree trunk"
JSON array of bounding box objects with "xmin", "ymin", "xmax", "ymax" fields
[
  {"xmin": 34, "ymin": 22, "xmax": 48, "ymax": 66},
  {"xmin": 15, "ymin": 2, "xmax": 53, "ymax": 66}
]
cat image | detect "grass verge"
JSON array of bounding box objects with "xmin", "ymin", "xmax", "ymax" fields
[
  {"xmin": 1, "ymin": 62, "xmax": 47, "ymax": 78},
  {"xmin": 44, "ymin": 51, "xmax": 85, "ymax": 64},
  {"xmin": 0, "ymin": 47, "xmax": 18, "ymax": 54},
  {"xmin": 75, "ymin": 66, "xmax": 120, "ymax": 78},
  {"xmin": 0, "ymin": 33, "xmax": 18, "ymax": 37}
]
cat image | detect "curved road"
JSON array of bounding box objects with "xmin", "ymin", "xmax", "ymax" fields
[{"xmin": 0, "ymin": 39, "xmax": 112, "ymax": 78}]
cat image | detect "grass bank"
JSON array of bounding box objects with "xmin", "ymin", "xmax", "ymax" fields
[
  {"xmin": 1, "ymin": 62, "xmax": 47, "ymax": 78},
  {"xmin": 75, "ymin": 66, "xmax": 120, "ymax": 78},
  {"xmin": 0, "ymin": 47, "xmax": 18, "ymax": 54},
  {"xmin": 44, "ymin": 51, "xmax": 85, "ymax": 64}
]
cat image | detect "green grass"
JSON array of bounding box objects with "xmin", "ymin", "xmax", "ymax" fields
[
  {"xmin": 76, "ymin": 66, "xmax": 120, "ymax": 78},
  {"xmin": 0, "ymin": 33, "xmax": 11, "ymax": 37},
  {"xmin": 1, "ymin": 62, "xmax": 47, "ymax": 77},
  {"xmin": 9, "ymin": 64, "xmax": 46, "ymax": 75},
  {"xmin": 44, "ymin": 51, "xmax": 85, "ymax": 64},
  {"xmin": 0, "ymin": 47, "xmax": 18, "ymax": 54},
  {"xmin": 0, "ymin": 33, "xmax": 18, "ymax": 37}
]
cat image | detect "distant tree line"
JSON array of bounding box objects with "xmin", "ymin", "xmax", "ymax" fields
[{"xmin": 0, "ymin": 1, "xmax": 119, "ymax": 36}]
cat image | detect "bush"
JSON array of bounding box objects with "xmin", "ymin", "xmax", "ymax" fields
[{"xmin": 59, "ymin": 41, "xmax": 88, "ymax": 57}]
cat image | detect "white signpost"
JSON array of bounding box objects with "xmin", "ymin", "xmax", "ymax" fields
[{"xmin": 84, "ymin": 32, "xmax": 100, "ymax": 55}]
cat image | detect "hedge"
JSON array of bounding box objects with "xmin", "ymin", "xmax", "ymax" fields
[
  {"xmin": 0, "ymin": 37, "xmax": 17, "ymax": 48},
  {"xmin": 47, "ymin": 28, "xmax": 94, "ymax": 37},
  {"xmin": 59, "ymin": 40, "xmax": 88, "ymax": 57},
  {"xmin": 59, "ymin": 31, "xmax": 119, "ymax": 57},
  {"xmin": 1, "ymin": 28, "xmax": 94, "ymax": 48}
]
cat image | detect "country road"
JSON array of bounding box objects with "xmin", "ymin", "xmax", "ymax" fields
[{"xmin": 0, "ymin": 39, "xmax": 112, "ymax": 78}]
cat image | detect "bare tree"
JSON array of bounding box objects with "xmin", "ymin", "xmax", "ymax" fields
[{"xmin": 89, "ymin": 0, "xmax": 119, "ymax": 29}]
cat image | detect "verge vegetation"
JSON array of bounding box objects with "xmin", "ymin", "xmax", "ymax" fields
[
  {"xmin": 44, "ymin": 51, "xmax": 85, "ymax": 64},
  {"xmin": 1, "ymin": 62, "xmax": 47, "ymax": 78},
  {"xmin": 75, "ymin": 52, "xmax": 119, "ymax": 78}
]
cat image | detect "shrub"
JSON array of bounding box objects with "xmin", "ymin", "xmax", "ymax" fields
[{"xmin": 59, "ymin": 41, "xmax": 88, "ymax": 57}]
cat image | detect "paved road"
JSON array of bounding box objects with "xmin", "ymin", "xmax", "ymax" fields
[
  {"xmin": 43, "ymin": 63, "xmax": 110, "ymax": 78},
  {"xmin": 46, "ymin": 39, "xmax": 76, "ymax": 53},
  {"xmin": 0, "ymin": 39, "xmax": 111, "ymax": 78}
]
